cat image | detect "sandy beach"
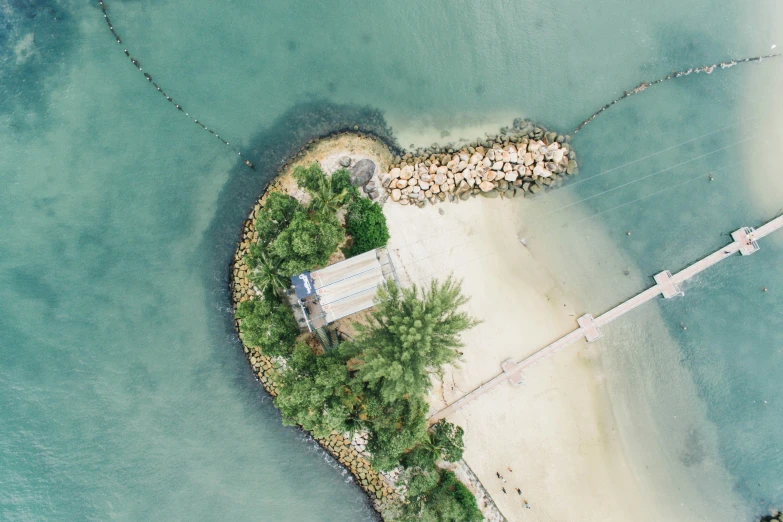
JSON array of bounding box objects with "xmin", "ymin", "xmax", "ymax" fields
[
  {"xmin": 382, "ymin": 195, "xmax": 650, "ymax": 521},
  {"xmin": 383, "ymin": 191, "xmax": 744, "ymax": 521}
]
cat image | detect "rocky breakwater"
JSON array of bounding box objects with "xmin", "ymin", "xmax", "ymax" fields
[
  {"xmin": 382, "ymin": 121, "xmax": 577, "ymax": 207},
  {"xmin": 230, "ymin": 135, "xmax": 399, "ymax": 516}
]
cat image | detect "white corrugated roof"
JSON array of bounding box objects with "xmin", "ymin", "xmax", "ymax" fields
[{"xmin": 310, "ymin": 249, "xmax": 386, "ymax": 324}]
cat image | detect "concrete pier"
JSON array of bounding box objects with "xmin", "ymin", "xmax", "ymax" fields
[{"xmin": 429, "ymin": 214, "xmax": 783, "ymax": 423}]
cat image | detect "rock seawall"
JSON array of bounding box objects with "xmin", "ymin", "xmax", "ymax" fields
[
  {"xmin": 230, "ymin": 133, "xmax": 399, "ymax": 516},
  {"xmin": 381, "ymin": 119, "xmax": 576, "ymax": 207}
]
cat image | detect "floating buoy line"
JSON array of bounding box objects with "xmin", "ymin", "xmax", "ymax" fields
[
  {"xmin": 98, "ymin": 0, "xmax": 255, "ymax": 169},
  {"xmin": 573, "ymin": 52, "xmax": 783, "ymax": 135}
]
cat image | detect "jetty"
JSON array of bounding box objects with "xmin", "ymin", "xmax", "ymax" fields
[{"xmin": 429, "ymin": 215, "xmax": 783, "ymax": 423}]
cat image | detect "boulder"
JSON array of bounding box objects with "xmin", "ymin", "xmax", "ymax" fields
[
  {"xmin": 389, "ymin": 168, "xmax": 401, "ymax": 179},
  {"xmin": 480, "ymin": 189, "xmax": 499, "ymax": 198},
  {"xmin": 433, "ymin": 173, "xmax": 447, "ymax": 185},
  {"xmin": 400, "ymin": 165, "xmax": 414, "ymax": 180},
  {"xmin": 350, "ymin": 159, "xmax": 376, "ymax": 186},
  {"xmin": 391, "ymin": 189, "xmax": 401, "ymax": 202},
  {"xmin": 479, "ymin": 180, "xmax": 495, "ymax": 192},
  {"xmin": 339, "ymin": 156, "xmax": 352, "ymax": 167}
]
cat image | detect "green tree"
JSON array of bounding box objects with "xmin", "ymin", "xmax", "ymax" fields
[
  {"xmin": 429, "ymin": 420, "xmax": 465, "ymax": 463},
  {"xmin": 293, "ymin": 163, "xmax": 353, "ymax": 215},
  {"xmin": 274, "ymin": 343, "xmax": 359, "ymax": 437},
  {"xmin": 345, "ymin": 277, "xmax": 478, "ymax": 404},
  {"xmin": 246, "ymin": 244, "xmax": 289, "ymax": 295},
  {"xmin": 270, "ymin": 210, "xmax": 344, "ymax": 275},
  {"xmin": 253, "ymin": 192, "xmax": 301, "ymax": 246},
  {"xmin": 235, "ymin": 296, "xmax": 299, "ymax": 357},
  {"xmin": 401, "ymin": 420, "xmax": 465, "ymax": 470},
  {"xmin": 345, "ymin": 197, "xmax": 390, "ymax": 257},
  {"xmin": 362, "ymin": 395, "xmax": 429, "ymax": 471},
  {"xmin": 400, "ymin": 469, "xmax": 482, "ymax": 522}
]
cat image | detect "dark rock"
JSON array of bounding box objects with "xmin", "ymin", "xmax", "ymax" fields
[{"xmin": 349, "ymin": 159, "xmax": 376, "ymax": 186}]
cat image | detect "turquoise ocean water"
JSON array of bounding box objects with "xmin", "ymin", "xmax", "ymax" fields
[{"xmin": 1, "ymin": 0, "xmax": 781, "ymax": 520}]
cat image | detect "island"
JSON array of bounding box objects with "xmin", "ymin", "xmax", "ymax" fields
[{"xmin": 230, "ymin": 122, "xmax": 576, "ymax": 521}]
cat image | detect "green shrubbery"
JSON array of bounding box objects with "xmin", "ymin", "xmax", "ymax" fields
[
  {"xmin": 239, "ymin": 161, "xmax": 481, "ymax": 519},
  {"xmin": 345, "ymin": 197, "xmax": 390, "ymax": 257},
  {"xmin": 235, "ymin": 294, "xmax": 299, "ymax": 358}
]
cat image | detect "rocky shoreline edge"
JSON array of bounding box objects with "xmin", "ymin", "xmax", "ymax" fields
[
  {"xmin": 228, "ymin": 123, "xmax": 569, "ymax": 520},
  {"xmin": 229, "ymin": 130, "xmax": 400, "ymax": 516}
]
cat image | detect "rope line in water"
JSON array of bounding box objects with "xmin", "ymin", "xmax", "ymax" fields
[
  {"xmin": 542, "ymin": 133, "xmax": 756, "ymax": 217},
  {"xmin": 563, "ymin": 116, "xmax": 754, "ymax": 191},
  {"xmin": 570, "ymin": 158, "xmax": 745, "ymax": 225},
  {"xmin": 573, "ymin": 53, "xmax": 783, "ymax": 135},
  {"xmin": 97, "ymin": 0, "xmax": 254, "ymax": 170}
]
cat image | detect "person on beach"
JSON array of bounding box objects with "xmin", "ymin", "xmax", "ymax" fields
[
  {"xmin": 502, "ymin": 488, "xmax": 507, "ymax": 494},
  {"xmin": 496, "ymin": 472, "xmax": 501, "ymax": 479},
  {"xmin": 516, "ymin": 488, "xmax": 522, "ymax": 495},
  {"xmin": 524, "ymin": 501, "xmax": 531, "ymax": 509},
  {"xmin": 507, "ymin": 467, "xmax": 513, "ymax": 472}
]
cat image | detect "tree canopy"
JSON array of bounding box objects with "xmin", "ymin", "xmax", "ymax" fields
[
  {"xmin": 345, "ymin": 197, "xmax": 390, "ymax": 257},
  {"xmin": 293, "ymin": 163, "xmax": 355, "ymax": 216},
  {"xmin": 270, "ymin": 209, "xmax": 344, "ymax": 276},
  {"xmin": 344, "ymin": 277, "xmax": 478, "ymax": 405},
  {"xmin": 235, "ymin": 296, "xmax": 299, "ymax": 357}
]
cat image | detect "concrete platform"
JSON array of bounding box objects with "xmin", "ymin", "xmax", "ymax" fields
[
  {"xmin": 653, "ymin": 270, "xmax": 683, "ymax": 299},
  {"xmin": 577, "ymin": 314, "xmax": 602, "ymax": 342},
  {"xmin": 501, "ymin": 358, "xmax": 524, "ymax": 386}
]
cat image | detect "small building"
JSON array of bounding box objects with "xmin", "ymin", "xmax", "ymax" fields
[{"xmin": 284, "ymin": 247, "xmax": 399, "ymax": 333}]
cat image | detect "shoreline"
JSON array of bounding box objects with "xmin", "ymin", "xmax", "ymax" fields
[
  {"xmin": 229, "ymin": 132, "xmax": 398, "ymax": 516},
  {"xmin": 227, "ymin": 123, "xmax": 598, "ymax": 521}
]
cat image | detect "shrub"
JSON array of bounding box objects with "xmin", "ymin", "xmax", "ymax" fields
[
  {"xmin": 254, "ymin": 192, "xmax": 301, "ymax": 246},
  {"xmin": 345, "ymin": 197, "xmax": 389, "ymax": 257},
  {"xmin": 400, "ymin": 469, "xmax": 483, "ymax": 522},
  {"xmin": 270, "ymin": 210, "xmax": 344, "ymax": 276},
  {"xmin": 235, "ymin": 295, "xmax": 299, "ymax": 357}
]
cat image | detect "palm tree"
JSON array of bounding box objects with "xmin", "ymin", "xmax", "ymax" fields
[
  {"xmin": 309, "ymin": 173, "xmax": 351, "ymax": 216},
  {"xmin": 249, "ymin": 247, "xmax": 289, "ymax": 295}
]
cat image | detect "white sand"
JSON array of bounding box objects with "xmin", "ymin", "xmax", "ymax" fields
[
  {"xmin": 383, "ymin": 192, "xmax": 742, "ymax": 521},
  {"xmin": 383, "ymin": 196, "xmax": 656, "ymax": 521}
]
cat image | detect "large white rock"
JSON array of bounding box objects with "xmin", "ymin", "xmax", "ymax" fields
[
  {"xmin": 469, "ymin": 153, "xmax": 483, "ymax": 165},
  {"xmin": 400, "ymin": 166, "xmax": 414, "ymax": 180},
  {"xmin": 479, "ymin": 180, "xmax": 495, "ymax": 192},
  {"xmin": 391, "ymin": 189, "xmax": 401, "ymax": 201},
  {"xmin": 491, "ymin": 161, "xmax": 504, "ymax": 171},
  {"xmin": 390, "ymin": 167, "xmax": 401, "ymax": 179},
  {"xmin": 533, "ymin": 163, "xmax": 551, "ymax": 178},
  {"xmin": 504, "ymin": 170, "xmax": 519, "ymax": 182}
]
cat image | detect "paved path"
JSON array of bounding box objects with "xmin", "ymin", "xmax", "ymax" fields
[{"xmin": 429, "ymin": 215, "xmax": 783, "ymax": 423}]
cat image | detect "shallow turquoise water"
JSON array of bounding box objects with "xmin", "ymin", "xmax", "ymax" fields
[{"xmin": 1, "ymin": 0, "xmax": 781, "ymax": 520}]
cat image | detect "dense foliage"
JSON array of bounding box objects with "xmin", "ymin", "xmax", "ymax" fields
[
  {"xmin": 344, "ymin": 277, "xmax": 478, "ymax": 405},
  {"xmin": 270, "ymin": 210, "xmax": 344, "ymax": 276},
  {"xmin": 399, "ymin": 468, "xmax": 482, "ymax": 522},
  {"xmin": 293, "ymin": 163, "xmax": 355, "ymax": 215},
  {"xmin": 345, "ymin": 197, "xmax": 390, "ymax": 257},
  {"xmin": 235, "ymin": 295, "xmax": 299, "ymax": 357},
  {"xmin": 239, "ymin": 160, "xmax": 481, "ymax": 518}
]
